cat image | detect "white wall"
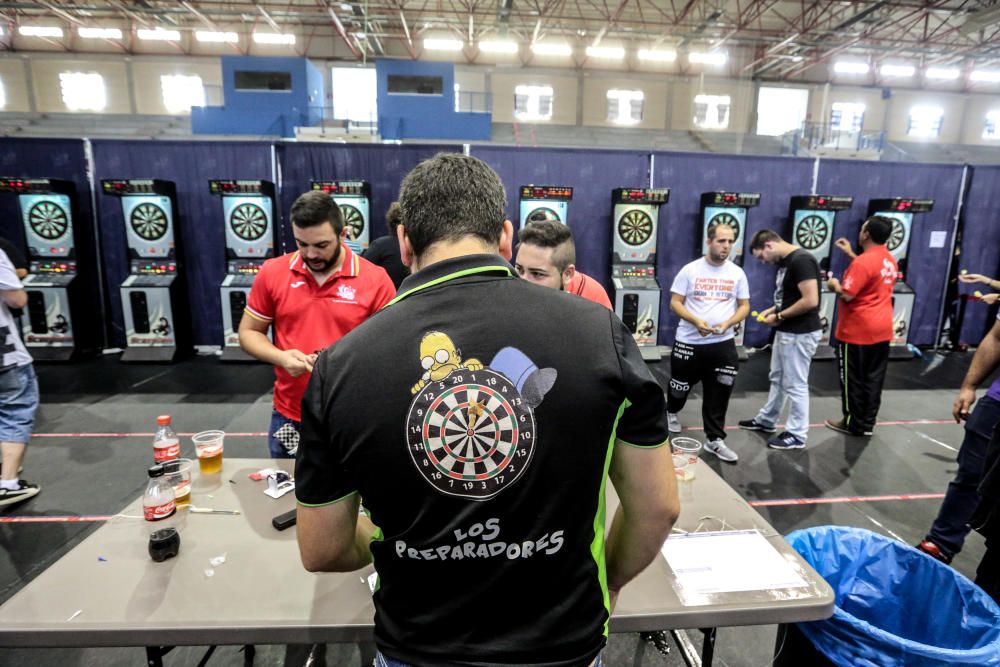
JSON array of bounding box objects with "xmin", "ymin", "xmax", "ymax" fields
[
  {"xmin": 133, "ymin": 60, "xmax": 222, "ymax": 115},
  {"xmin": 490, "ymin": 71, "xmax": 578, "ymax": 125},
  {"xmin": 30, "ymin": 58, "xmax": 131, "ymax": 113},
  {"xmin": 885, "ymin": 90, "xmax": 965, "ymax": 143},
  {"xmin": 0, "ymin": 58, "xmax": 32, "ymax": 112},
  {"xmin": 672, "ymin": 77, "xmax": 756, "ymax": 132},
  {"xmin": 580, "ymin": 75, "xmax": 667, "ymax": 129}
]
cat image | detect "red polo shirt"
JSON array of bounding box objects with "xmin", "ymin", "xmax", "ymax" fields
[
  {"xmin": 565, "ymin": 271, "xmax": 613, "ymax": 310},
  {"xmin": 834, "ymin": 245, "xmax": 897, "ymax": 345},
  {"xmin": 246, "ymin": 246, "xmax": 395, "ymax": 421}
]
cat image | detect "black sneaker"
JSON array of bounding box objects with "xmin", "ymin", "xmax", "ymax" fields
[
  {"xmin": 825, "ymin": 419, "xmax": 871, "ymax": 436},
  {"xmin": 738, "ymin": 418, "xmax": 776, "ymax": 433},
  {"xmin": 767, "ymin": 431, "xmax": 806, "ymax": 450},
  {"xmin": 0, "ymin": 480, "xmax": 40, "ymax": 506}
]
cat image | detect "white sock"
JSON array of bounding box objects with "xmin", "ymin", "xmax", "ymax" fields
[{"xmin": 0, "ymin": 479, "xmax": 19, "ymax": 490}]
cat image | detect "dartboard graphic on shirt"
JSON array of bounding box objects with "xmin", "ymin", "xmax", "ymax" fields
[
  {"xmin": 27, "ymin": 201, "xmax": 69, "ymax": 240},
  {"xmin": 339, "ymin": 204, "xmax": 365, "ymax": 240},
  {"xmin": 794, "ymin": 215, "xmax": 829, "ymax": 251},
  {"xmin": 709, "ymin": 212, "xmax": 741, "ymax": 242},
  {"xmin": 886, "ymin": 219, "xmax": 907, "ymax": 253},
  {"xmin": 617, "ymin": 209, "xmax": 654, "ymax": 246},
  {"xmin": 407, "ymin": 368, "xmax": 535, "ymax": 501}
]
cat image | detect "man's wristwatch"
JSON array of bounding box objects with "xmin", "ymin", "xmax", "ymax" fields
[{"xmin": 776, "ymin": 311, "xmax": 784, "ymax": 322}]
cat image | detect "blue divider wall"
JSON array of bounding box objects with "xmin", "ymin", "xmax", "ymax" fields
[
  {"xmin": 959, "ymin": 166, "xmax": 1000, "ymax": 344},
  {"xmin": 652, "ymin": 152, "xmax": 816, "ymax": 348},
  {"xmin": 90, "ymin": 140, "xmax": 273, "ymax": 347},
  {"xmin": 816, "ymin": 159, "xmax": 964, "ymax": 346},
  {"xmin": 1, "ymin": 137, "xmax": 993, "ymax": 351}
]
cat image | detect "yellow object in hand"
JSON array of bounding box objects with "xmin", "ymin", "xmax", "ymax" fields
[
  {"xmin": 961, "ymin": 269, "xmax": 969, "ymax": 275},
  {"xmin": 975, "ymin": 290, "xmax": 983, "ymax": 298}
]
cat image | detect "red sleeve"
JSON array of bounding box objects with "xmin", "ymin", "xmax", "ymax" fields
[
  {"xmin": 246, "ymin": 260, "xmax": 276, "ymax": 322},
  {"xmin": 584, "ymin": 275, "xmax": 613, "ymax": 310},
  {"xmin": 840, "ymin": 255, "xmax": 872, "ymax": 298},
  {"xmin": 369, "ymin": 266, "xmax": 396, "ymax": 313}
]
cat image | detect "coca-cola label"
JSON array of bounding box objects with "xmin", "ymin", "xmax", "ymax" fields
[
  {"xmin": 154, "ymin": 441, "xmax": 180, "ymax": 462},
  {"xmin": 144, "ymin": 500, "xmax": 176, "ymax": 521}
]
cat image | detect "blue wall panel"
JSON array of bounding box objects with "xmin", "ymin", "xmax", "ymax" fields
[
  {"xmin": 376, "ymin": 59, "xmax": 491, "ymax": 141},
  {"xmin": 91, "ymin": 140, "xmax": 273, "ymax": 346},
  {"xmin": 652, "ymin": 152, "xmax": 816, "ymax": 347},
  {"xmin": 816, "ymin": 159, "xmax": 964, "ymax": 346},
  {"xmin": 958, "ymin": 165, "xmax": 1000, "ymax": 344}
]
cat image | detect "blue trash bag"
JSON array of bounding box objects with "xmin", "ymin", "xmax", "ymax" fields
[{"xmin": 785, "ymin": 526, "xmax": 1000, "ymax": 667}]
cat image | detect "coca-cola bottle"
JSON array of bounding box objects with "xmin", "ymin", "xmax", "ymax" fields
[
  {"xmin": 143, "ymin": 464, "xmax": 176, "ymax": 522},
  {"xmin": 153, "ymin": 415, "xmax": 180, "ymax": 463}
]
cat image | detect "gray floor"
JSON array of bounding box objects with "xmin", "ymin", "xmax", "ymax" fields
[{"xmin": 0, "ymin": 350, "xmax": 989, "ymax": 666}]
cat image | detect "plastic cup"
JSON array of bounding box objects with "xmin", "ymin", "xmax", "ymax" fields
[
  {"xmin": 672, "ymin": 454, "xmax": 695, "ymax": 482},
  {"xmin": 193, "ymin": 430, "xmax": 225, "ymax": 474},
  {"xmin": 671, "ymin": 436, "xmax": 702, "ymax": 470},
  {"xmin": 162, "ymin": 458, "xmax": 193, "ymax": 506}
]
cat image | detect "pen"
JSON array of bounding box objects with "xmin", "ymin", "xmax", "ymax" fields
[{"xmin": 189, "ymin": 507, "xmax": 241, "ymax": 515}]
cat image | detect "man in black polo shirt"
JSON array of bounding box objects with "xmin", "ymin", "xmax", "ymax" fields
[
  {"xmin": 740, "ymin": 229, "xmax": 822, "ymax": 450},
  {"xmin": 296, "ymin": 153, "xmax": 679, "ymax": 667}
]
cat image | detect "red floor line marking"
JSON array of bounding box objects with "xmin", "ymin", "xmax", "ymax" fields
[
  {"xmin": 0, "ymin": 515, "xmax": 114, "ymax": 523},
  {"xmin": 30, "ymin": 420, "xmax": 957, "ymax": 439},
  {"xmin": 749, "ymin": 493, "xmax": 945, "ymax": 507}
]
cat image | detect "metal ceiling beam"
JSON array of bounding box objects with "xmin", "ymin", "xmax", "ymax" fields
[{"xmin": 316, "ymin": 0, "xmax": 362, "ymax": 58}]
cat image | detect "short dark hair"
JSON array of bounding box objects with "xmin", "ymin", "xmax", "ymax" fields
[
  {"xmin": 750, "ymin": 229, "xmax": 783, "ymax": 251},
  {"xmin": 707, "ymin": 222, "xmax": 736, "ymax": 241},
  {"xmin": 398, "ymin": 153, "xmax": 507, "ymax": 257},
  {"xmin": 386, "ymin": 201, "xmax": 402, "ymax": 235},
  {"xmin": 290, "ymin": 190, "xmax": 344, "ymax": 233},
  {"xmin": 517, "ymin": 220, "xmax": 575, "ymax": 272},
  {"xmin": 864, "ymin": 216, "xmax": 893, "ymax": 245}
]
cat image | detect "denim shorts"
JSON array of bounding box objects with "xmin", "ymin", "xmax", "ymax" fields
[
  {"xmin": 375, "ymin": 652, "xmax": 603, "ymax": 667},
  {"xmin": 268, "ymin": 409, "xmax": 301, "ymax": 459},
  {"xmin": 0, "ymin": 364, "xmax": 39, "ymax": 444}
]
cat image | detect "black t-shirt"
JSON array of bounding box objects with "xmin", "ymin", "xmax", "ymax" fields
[
  {"xmin": 297, "ymin": 254, "xmax": 668, "ymax": 667},
  {"xmin": 362, "ymin": 235, "xmax": 408, "ymax": 289},
  {"xmin": 775, "ymin": 248, "xmax": 822, "ymax": 334}
]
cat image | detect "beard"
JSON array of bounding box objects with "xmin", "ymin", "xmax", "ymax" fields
[{"xmin": 306, "ymin": 241, "xmax": 342, "ymax": 273}]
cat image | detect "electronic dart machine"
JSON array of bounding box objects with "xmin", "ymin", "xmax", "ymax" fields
[
  {"xmin": 210, "ymin": 179, "xmax": 276, "ymax": 361},
  {"xmin": 102, "ymin": 179, "xmax": 191, "ymax": 362},
  {"xmin": 518, "ymin": 185, "xmax": 573, "ymax": 229},
  {"xmin": 310, "ymin": 180, "xmax": 371, "ymax": 255},
  {"xmin": 0, "ymin": 178, "xmax": 101, "ymax": 360},
  {"xmin": 867, "ymin": 197, "xmax": 934, "ymax": 356},
  {"xmin": 788, "ymin": 195, "xmax": 853, "ymax": 360},
  {"xmin": 610, "ymin": 187, "xmax": 669, "ymax": 361},
  {"xmin": 700, "ymin": 191, "xmax": 760, "ymax": 358}
]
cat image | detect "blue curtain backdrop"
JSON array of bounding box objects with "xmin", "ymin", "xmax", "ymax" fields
[
  {"xmin": 652, "ymin": 152, "xmax": 816, "ymax": 348},
  {"xmin": 275, "ymin": 142, "xmax": 454, "ymax": 252},
  {"xmin": 469, "ymin": 145, "xmax": 650, "ymax": 293},
  {"xmin": 959, "ymin": 166, "xmax": 1000, "ymax": 344},
  {"xmin": 816, "ymin": 159, "xmax": 964, "ymax": 346},
  {"xmin": 90, "ymin": 140, "xmax": 273, "ymax": 347},
  {"xmin": 0, "ymin": 138, "xmax": 106, "ymax": 346}
]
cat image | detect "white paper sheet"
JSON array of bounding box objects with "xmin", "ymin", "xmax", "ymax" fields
[
  {"xmin": 929, "ymin": 231, "xmax": 947, "ymax": 248},
  {"xmin": 661, "ymin": 530, "xmax": 808, "ymax": 595}
]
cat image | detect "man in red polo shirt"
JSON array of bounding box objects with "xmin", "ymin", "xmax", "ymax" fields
[
  {"xmin": 514, "ymin": 219, "xmax": 612, "ymax": 309},
  {"xmin": 240, "ymin": 190, "xmax": 395, "ymax": 457},
  {"xmin": 825, "ymin": 216, "xmax": 898, "ymax": 437}
]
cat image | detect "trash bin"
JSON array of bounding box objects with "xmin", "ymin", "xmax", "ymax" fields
[{"xmin": 773, "ymin": 526, "xmax": 1000, "ymax": 667}]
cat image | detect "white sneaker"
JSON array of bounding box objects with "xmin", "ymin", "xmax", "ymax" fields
[
  {"xmin": 667, "ymin": 413, "xmax": 682, "ymax": 434},
  {"xmin": 704, "ymin": 439, "xmax": 739, "ymax": 463}
]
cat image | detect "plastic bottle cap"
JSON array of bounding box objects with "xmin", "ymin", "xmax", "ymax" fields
[
  {"xmin": 148, "ymin": 464, "xmax": 166, "ymax": 478},
  {"xmin": 157, "ymin": 415, "xmax": 171, "ymax": 425}
]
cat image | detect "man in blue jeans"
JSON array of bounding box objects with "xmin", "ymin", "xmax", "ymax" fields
[
  {"xmin": 918, "ymin": 313, "xmax": 1000, "ymax": 564},
  {"xmin": 0, "ymin": 249, "xmax": 40, "ymax": 506},
  {"xmin": 740, "ymin": 230, "xmax": 822, "ymax": 450}
]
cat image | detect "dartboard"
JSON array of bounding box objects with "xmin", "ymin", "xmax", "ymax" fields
[
  {"xmin": 406, "ymin": 368, "xmax": 535, "ymax": 501},
  {"xmin": 886, "ymin": 219, "xmax": 906, "ymax": 252},
  {"xmin": 130, "ymin": 202, "xmax": 168, "ymax": 241},
  {"xmin": 795, "ymin": 215, "xmax": 829, "ymax": 250},
  {"xmin": 709, "ymin": 212, "xmax": 741, "ymax": 242},
  {"xmin": 230, "ymin": 203, "xmax": 268, "ymax": 241},
  {"xmin": 617, "ymin": 209, "xmax": 654, "ymax": 246},
  {"xmin": 339, "ymin": 204, "xmax": 365, "ymax": 240},
  {"xmin": 527, "ymin": 207, "xmax": 561, "ymax": 224},
  {"xmin": 27, "ymin": 201, "xmax": 69, "ymax": 240}
]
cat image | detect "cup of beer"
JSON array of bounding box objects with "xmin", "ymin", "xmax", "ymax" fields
[
  {"xmin": 162, "ymin": 458, "xmax": 193, "ymax": 506},
  {"xmin": 192, "ymin": 430, "xmax": 225, "ymax": 474}
]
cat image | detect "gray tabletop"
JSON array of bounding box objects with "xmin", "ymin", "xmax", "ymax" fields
[{"xmin": 0, "ymin": 458, "xmax": 834, "ymax": 648}]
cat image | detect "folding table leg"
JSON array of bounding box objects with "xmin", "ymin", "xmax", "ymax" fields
[
  {"xmin": 701, "ymin": 627, "xmax": 717, "ymax": 666},
  {"xmin": 241, "ymin": 644, "xmax": 256, "ymax": 666},
  {"xmin": 145, "ymin": 645, "xmax": 175, "ymax": 667}
]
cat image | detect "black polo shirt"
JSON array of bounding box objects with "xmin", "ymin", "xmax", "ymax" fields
[{"xmin": 297, "ymin": 253, "xmax": 668, "ymax": 667}]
